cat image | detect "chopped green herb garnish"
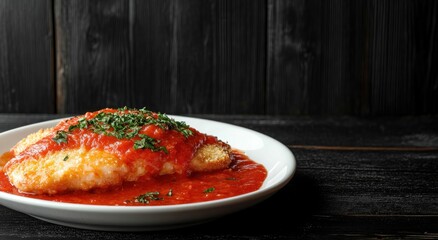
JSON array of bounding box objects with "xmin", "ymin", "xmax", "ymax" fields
[
  {"xmin": 68, "ymin": 117, "xmax": 88, "ymax": 132},
  {"xmin": 155, "ymin": 113, "xmax": 193, "ymax": 138},
  {"xmin": 63, "ymin": 155, "xmax": 69, "ymax": 161},
  {"xmin": 53, "ymin": 107, "xmax": 190, "ymax": 153},
  {"xmin": 52, "ymin": 130, "xmax": 68, "ymax": 144},
  {"xmin": 134, "ymin": 134, "xmax": 168, "ymax": 153},
  {"xmin": 134, "ymin": 192, "xmax": 163, "ymax": 204},
  {"xmin": 78, "ymin": 117, "xmax": 88, "ymax": 129},
  {"xmin": 203, "ymin": 187, "xmax": 215, "ymax": 193}
]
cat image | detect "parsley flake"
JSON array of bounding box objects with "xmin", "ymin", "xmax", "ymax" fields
[
  {"xmin": 57, "ymin": 107, "xmax": 189, "ymax": 153},
  {"xmin": 203, "ymin": 187, "xmax": 215, "ymax": 193},
  {"xmin": 134, "ymin": 134, "xmax": 168, "ymax": 153},
  {"xmin": 134, "ymin": 192, "xmax": 162, "ymax": 204},
  {"xmin": 52, "ymin": 131, "xmax": 68, "ymax": 144}
]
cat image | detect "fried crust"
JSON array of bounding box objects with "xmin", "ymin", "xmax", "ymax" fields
[
  {"xmin": 189, "ymin": 143, "xmax": 232, "ymax": 172},
  {"xmin": 2, "ymin": 130, "xmax": 232, "ymax": 194}
]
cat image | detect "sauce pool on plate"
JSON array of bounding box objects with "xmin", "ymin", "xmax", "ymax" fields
[{"xmin": 0, "ymin": 150, "xmax": 267, "ymax": 206}]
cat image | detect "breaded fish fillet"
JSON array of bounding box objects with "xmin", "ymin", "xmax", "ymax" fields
[{"xmin": 1, "ymin": 108, "xmax": 232, "ymax": 195}]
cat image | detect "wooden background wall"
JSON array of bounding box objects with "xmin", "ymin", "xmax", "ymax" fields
[{"xmin": 0, "ymin": 0, "xmax": 437, "ymax": 115}]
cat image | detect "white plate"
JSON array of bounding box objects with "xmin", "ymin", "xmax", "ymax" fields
[{"xmin": 0, "ymin": 116, "xmax": 296, "ymax": 231}]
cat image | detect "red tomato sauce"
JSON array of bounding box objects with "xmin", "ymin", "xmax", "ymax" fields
[
  {"xmin": 0, "ymin": 150, "xmax": 267, "ymax": 205},
  {"xmin": 6, "ymin": 108, "xmax": 213, "ymax": 177}
]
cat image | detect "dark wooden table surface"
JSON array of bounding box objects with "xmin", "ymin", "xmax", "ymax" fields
[{"xmin": 1, "ymin": 114, "xmax": 438, "ymax": 239}]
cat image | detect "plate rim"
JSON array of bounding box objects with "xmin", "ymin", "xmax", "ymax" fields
[{"xmin": 0, "ymin": 115, "xmax": 296, "ymax": 230}]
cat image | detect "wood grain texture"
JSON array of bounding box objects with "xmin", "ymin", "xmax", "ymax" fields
[
  {"xmin": 0, "ymin": 0, "xmax": 54, "ymax": 113},
  {"xmin": 267, "ymin": 0, "xmax": 367, "ymax": 115},
  {"xmin": 132, "ymin": 0, "xmax": 266, "ymax": 114},
  {"xmin": 130, "ymin": 0, "xmax": 174, "ymax": 113},
  {"xmin": 412, "ymin": 0, "xmax": 438, "ymax": 115},
  {"xmin": 1, "ymin": 206, "xmax": 438, "ymax": 240},
  {"xmin": 55, "ymin": 0, "xmax": 132, "ymax": 113},
  {"xmin": 267, "ymin": 0, "xmax": 438, "ymax": 115},
  {"xmin": 267, "ymin": 0, "xmax": 307, "ymax": 115},
  {"xmin": 295, "ymin": 149, "xmax": 438, "ymax": 215},
  {"xmin": 368, "ymin": 0, "xmax": 415, "ymax": 115},
  {"xmin": 2, "ymin": 0, "xmax": 438, "ymax": 115},
  {"xmin": 56, "ymin": 0, "xmax": 266, "ymax": 114}
]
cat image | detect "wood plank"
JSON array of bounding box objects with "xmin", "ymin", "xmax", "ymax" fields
[
  {"xmin": 132, "ymin": 0, "xmax": 266, "ymax": 114},
  {"xmin": 367, "ymin": 1, "xmax": 438, "ymax": 115},
  {"xmin": 0, "ymin": 114, "xmax": 69, "ymax": 132},
  {"xmin": 294, "ymin": 149, "xmax": 438, "ymax": 214},
  {"xmin": 290, "ymin": 145, "xmax": 438, "ymax": 152},
  {"xmin": 1, "ymin": 204, "xmax": 438, "ymax": 239},
  {"xmin": 267, "ymin": 0, "xmax": 367, "ymax": 115},
  {"xmin": 129, "ymin": 0, "xmax": 173, "ymax": 113},
  {"xmin": 202, "ymin": 115, "xmax": 438, "ymax": 148},
  {"xmin": 412, "ymin": 0, "xmax": 438, "ymax": 114},
  {"xmin": 0, "ymin": 0, "xmax": 437, "ymax": 116},
  {"xmin": 0, "ymin": 0, "xmax": 54, "ymax": 113},
  {"xmin": 56, "ymin": 0, "xmax": 266, "ymax": 114},
  {"xmin": 267, "ymin": 0, "xmax": 438, "ymax": 116},
  {"xmin": 266, "ymin": 0, "xmax": 309, "ymax": 115},
  {"xmin": 368, "ymin": 0, "xmax": 415, "ymax": 115},
  {"xmin": 55, "ymin": 0, "xmax": 132, "ymax": 113}
]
